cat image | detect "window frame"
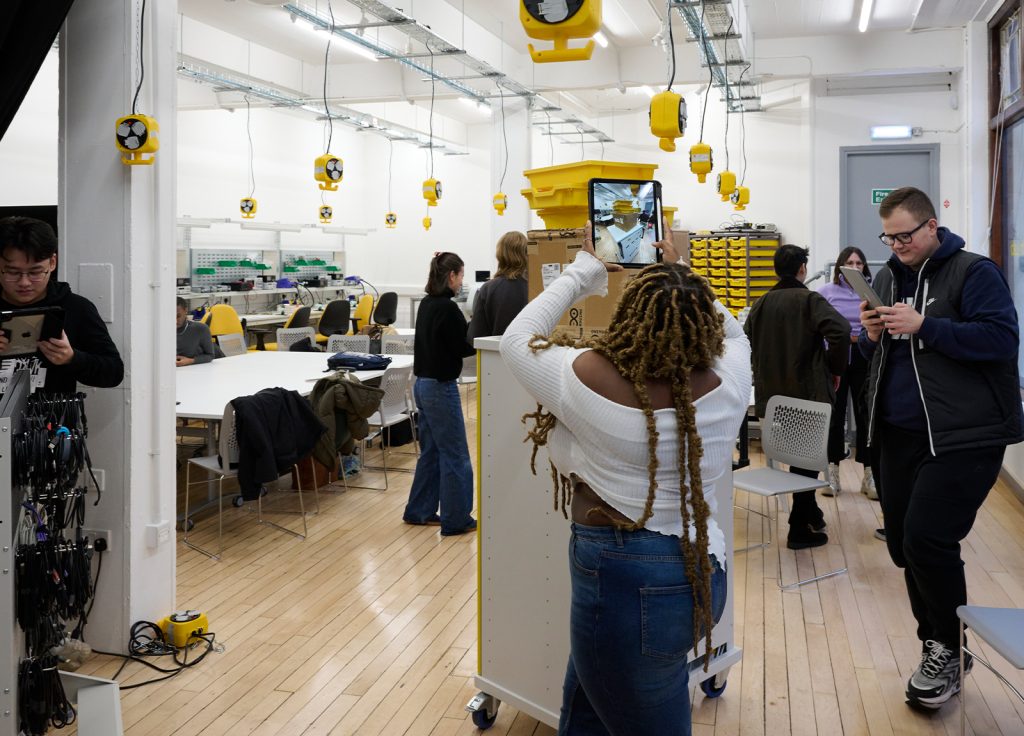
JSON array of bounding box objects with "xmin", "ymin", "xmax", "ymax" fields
[{"xmin": 990, "ymin": 1, "xmax": 1024, "ymax": 268}]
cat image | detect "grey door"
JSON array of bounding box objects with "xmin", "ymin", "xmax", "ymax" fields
[{"xmin": 840, "ymin": 144, "xmax": 939, "ymax": 263}]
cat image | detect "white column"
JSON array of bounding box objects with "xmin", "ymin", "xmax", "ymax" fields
[
  {"xmin": 59, "ymin": 0, "xmax": 177, "ymax": 651},
  {"xmin": 964, "ymin": 21, "xmax": 990, "ymax": 254},
  {"xmin": 490, "ymin": 96, "xmax": 532, "ymax": 253}
]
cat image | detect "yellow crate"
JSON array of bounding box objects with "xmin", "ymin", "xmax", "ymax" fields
[
  {"xmin": 522, "ymin": 160, "xmax": 659, "ymax": 191},
  {"xmin": 708, "ymin": 258, "xmax": 727, "ymax": 268},
  {"xmin": 708, "ymin": 278, "xmax": 728, "ymax": 288},
  {"xmin": 748, "ymin": 268, "xmax": 775, "ymax": 278},
  {"xmin": 708, "ymin": 268, "xmax": 728, "ymax": 278}
]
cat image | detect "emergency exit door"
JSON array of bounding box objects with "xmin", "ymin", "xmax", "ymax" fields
[{"xmin": 839, "ymin": 144, "xmax": 939, "ymax": 263}]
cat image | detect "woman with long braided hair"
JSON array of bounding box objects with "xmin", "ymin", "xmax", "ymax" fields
[{"xmin": 500, "ymin": 221, "xmax": 751, "ymax": 735}]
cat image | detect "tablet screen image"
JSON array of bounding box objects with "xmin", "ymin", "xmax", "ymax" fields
[
  {"xmin": 588, "ymin": 179, "xmax": 662, "ymax": 266},
  {"xmin": 0, "ymin": 307, "xmax": 64, "ymax": 357}
]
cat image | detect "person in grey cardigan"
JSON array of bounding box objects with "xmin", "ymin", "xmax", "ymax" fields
[
  {"xmin": 176, "ymin": 297, "xmax": 215, "ymax": 366},
  {"xmin": 467, "ymin": 230, "xmax": 529, "ymax": 342}
]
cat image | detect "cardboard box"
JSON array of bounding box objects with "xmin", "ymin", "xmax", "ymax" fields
[{"xmin": 526, "ymin": 228, "xmax": 690, "ymax": 339}]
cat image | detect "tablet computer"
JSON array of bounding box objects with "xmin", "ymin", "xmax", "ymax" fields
[
  {"xmin": 0, "ymin": 307, "xmax": 65, "ymax": 356},
  {"xmin": 588, "ymin": 178, "xmax": 663, "ymax": 267},
  {"xmin": 839, "ymin": 267, "xmax": 882, "ymax": 310}
]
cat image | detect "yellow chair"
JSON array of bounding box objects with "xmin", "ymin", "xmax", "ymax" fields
[
  {"xmin": 261, "ymin": 306, "xmax": 312, "ymax": 351},
  {"xmin": 202, "ymin": 304, "xmax": 245, "ymax": 337},
  {"xmin": 350, "ymin": 294, "xmax": 374, "ymax": 334}
]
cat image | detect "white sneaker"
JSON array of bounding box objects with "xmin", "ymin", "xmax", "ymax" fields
[
  {"xmin": 861, "ymin": 467, "xmax": 878, "ymax": 500},
  {"xmin": 822, "ymin": 463, "xmax": 841, "ymax": 497}
]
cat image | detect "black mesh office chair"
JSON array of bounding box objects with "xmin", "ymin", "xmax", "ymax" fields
[
  {"xmin": 288, "ymin": 306, "xmax": 311, "ymax": 329},
  {"xmin": 316, "ymin": 299, "xmax": 351, "ymax": 345},
  {"xmin": 373, "ymin": 292, "xmax": 398, "ymax": 326}
]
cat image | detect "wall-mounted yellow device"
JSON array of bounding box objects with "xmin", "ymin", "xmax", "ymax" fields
[
  {"xmin": 423, "ymin": 178, "xmax": 442, "ymax": 206},
  {"xmin": 689, "ymin": 142, "xmax": 713, "ymax": 183},
  {"xmin": 422, "ymin": 216, "xmax": 432, "ymax": 231},
  {"xmin": 115, "ymin": 115, "xmax": 159, "ymax": 165},
  {"xmin": 314, "ymin": 154, "xmax": 344, "ymax": 191},
  {"xmin": 493, "ymin": 192, "xmax": 508, "ymax": 215},
  {"xmin": 731, "ymin": 186, "xmax": 750, "ymax": 211},
  {"xmin": 385, "ymin": 212, "xmax": 398, "ymax": 229},
  {"xmin": 319, "ymin": 205, "xmax": 333, "ymax": 224},
  {"xmin": 240, "ymin": 198, "xmax": 257, "ymax": 219},
  {"xmin": 716, "ymin": 171, "xmax": 736, "ymax": 201},
  {"xmin": 520, "ymin": 0, "xmax": 602, "ymax": 63},
  {"xmin": 157, "ymin": 610, "xmax": 209, "ymax": 649},
  {"xmin": 650, "ymin": 91, "xmax": 686, "ymax": 152}
]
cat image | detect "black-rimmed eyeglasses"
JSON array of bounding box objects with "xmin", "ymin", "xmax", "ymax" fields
[{"xmin": 878, "ymin": 220, "xmax": 928, "ymax": 247}]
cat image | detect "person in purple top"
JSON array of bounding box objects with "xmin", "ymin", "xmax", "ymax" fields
[{"xmin": 817, "ymin": 246, "xmax": 877, "ymax": 500}]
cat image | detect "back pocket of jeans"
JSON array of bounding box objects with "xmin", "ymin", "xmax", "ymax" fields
[{"xmin": 640, "ymin": 585, "xmax": 694, "ymax": 661}]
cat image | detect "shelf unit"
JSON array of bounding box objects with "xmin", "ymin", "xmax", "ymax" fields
[{"xmin": 689, "ymin": 229, "xmax": 781, "ymax": 314}]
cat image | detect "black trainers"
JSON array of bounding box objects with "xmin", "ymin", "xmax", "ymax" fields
[
  {"xmin": 440, "ymin": 519, "xmax": 477, "ymax": 537},
  {"xmin": 787, "ymin": 528, "xmax": 828, "ymax": 550},
  {"xmin": 905, "ymin": 639, "xmax": 973, "ymax": 709}
]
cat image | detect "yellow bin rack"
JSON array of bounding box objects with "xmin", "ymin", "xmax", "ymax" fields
[{"xmin": 521, "ymin": 160, "xmax": 658, "ymax": 228}]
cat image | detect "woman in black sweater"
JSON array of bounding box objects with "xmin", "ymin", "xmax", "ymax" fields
[
  {"xmin": 466, "ymin": 230, "xmax": 529, "ymax": 341},
  {"xmin": 403, "ymin": 252, "xmax": 477, "ymax": 536}
]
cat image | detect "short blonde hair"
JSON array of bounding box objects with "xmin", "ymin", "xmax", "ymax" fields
[{"xmin": 494, "ymin": 231, "xmax": 528, "ymax": 280}]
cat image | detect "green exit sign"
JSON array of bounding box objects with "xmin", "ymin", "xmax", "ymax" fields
[{"xmin": 872, "ymin": 188, "xmax": 894, "ymax": 205}]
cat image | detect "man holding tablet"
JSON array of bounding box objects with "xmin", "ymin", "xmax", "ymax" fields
[
  {"xmin": 0, "ymin": 216, "xmax": 123, "ymax": 394},
  {"xmin": 860, "ymin": 187, "xmax": 1023, "ymax": 711}
]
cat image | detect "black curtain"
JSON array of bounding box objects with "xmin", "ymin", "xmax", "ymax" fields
[{"xmin": 0, "ymin": 0, "xmax": 77, "ymax": 143}]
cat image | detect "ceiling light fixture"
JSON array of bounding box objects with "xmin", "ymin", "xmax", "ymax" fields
[
  {"xmin": 291, "ymin": 12, "xmax": 377, "ymax": 61},
  {"xmin": 858, "ymin": 0, "xmax": 874, "ymax": 32},
  {"xmin": 594, "ymin": 31, "xmax": 609, "ymax": 48},
  {"xmin": 639, "ymin": 85, "xmax": 656, "ymax": 98}
]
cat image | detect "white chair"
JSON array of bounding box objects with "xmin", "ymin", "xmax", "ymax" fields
[
  {"xmin": 732, "ymin": 395, "xmax": 846, "ymax": 590},
  {"xmin": 381, "ymin": 337, "xmax": 412, "ymax": 355},
  {"xmin": 327, "ymin": 334, "xmax": 371, "ymax": 354},
  {"xmin": 355, "ymin": 365, "xmax": 417, "ymax": 490},
  {"xmin": 183, "ymin": 401, "xmax": 316, "ymax": 559},
  {"xmin": 275, "ymin": 326, "xmax": 318, "ymax": 351},
  {"xmin": 957, "ymin": 605, "xmax": 1024, "ymax": 735},
  {"xmin": 216, "ymin": 332, "xmax": 247, "ymax": 357}
]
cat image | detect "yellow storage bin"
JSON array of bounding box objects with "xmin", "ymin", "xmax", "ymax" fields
[
  {"xmin": 708, "ymin": 268, "xmax": 728, "ymax": 278},
  {"xmin": 534, "ymin": 207, "xmax": 589, "ymax": 228},
  {"xmin": 708, "ymin": 258, "xmax": 727, "ymax": 268},
  {"xmin": 521, "ymin": 160, "xmax": 659, "ymax": 229}
]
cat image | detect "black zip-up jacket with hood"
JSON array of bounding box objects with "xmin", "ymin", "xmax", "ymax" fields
[
  {"xmin": 860, "ymin": 227, "xmax": 1024, "ymax": 454},
  {"xmin": 0, "ymin": 280, "xmax": 124, "ymax": 394}
]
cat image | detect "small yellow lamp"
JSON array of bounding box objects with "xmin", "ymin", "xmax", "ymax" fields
[
  {"xmin": 115, "ymin": 115, "xmax": 160, "ymax": 165},
  {"xmin": 314, "ymin": 154, "xmax": 344, "ymax": 191},
  {"xmin": 650, "ymin": 91, "xmax": 686, "ymax": 152},
  {"xmin": 689, "ymin": 142, "xmax": 713, "ymax": 183},
  {"xmin": 240, "ymin": 198, "xmax": 257, "ymax": 219}
]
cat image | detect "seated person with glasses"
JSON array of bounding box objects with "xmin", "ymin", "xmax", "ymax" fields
[
  {"xmin": 0, "ymin": 217, "xmax": 124, "ymax": 394},
  {"xmin": 176, "ymin": 297, "xmax": 215, "ymax": 366}
]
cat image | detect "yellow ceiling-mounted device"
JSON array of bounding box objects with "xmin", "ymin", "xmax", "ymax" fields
[
  {"xmin": 422, "ymin": 216, "xmax": 432, "ymax": 231},
  {"xmin": 115, "ymin": 115, "xmax": 159, "ymax": 166},
  {"xmin": 319, "ymin": 205, "xmax": 333, "ymax": 224},
  {"xmin": 157, "ymin": 610, "xmax": 209, "ymax": 649},
  {"xmin": 689, "ymin": 142, "xmax": 713, "ymax": 183},
  {"xmin": 493, "ymin": 192, "xmax": 508, "ymax": 215},
  {"xmin": 520, "ymin": 0, "xmax": 602, "ymax": 63},
  {"xmin": 650, "ymin": 91, "xmax": 686, "ymax": 152},
  {"xmin": 717, "ymin": 171, "xmax": 736, "ymax": 201},
  {"xmin": 731, "ymin": 186, "xmax": 750, "ymax": 211},
  {"xmin": 385, "ymin": 212, "xmax": 398, "ymax": 229},
  {"xmin": 423, "ymin": 178, "xmax": 442, "ymax": 206},
  {"xmin": 314, "ymin": 154, "xmax": 344, "ymax": 191},
  {"xmin": 240, "ymin": 198, "xmax": 257, "ymax": 219}
]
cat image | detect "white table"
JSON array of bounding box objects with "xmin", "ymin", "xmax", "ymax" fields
[{"xmin": 176, "ymin": 351, "xmax": 413, "ymax": 420}]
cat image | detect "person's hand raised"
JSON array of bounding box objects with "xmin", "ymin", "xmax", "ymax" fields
[
  {"xmin": 582, "ymin": 221, "xmax": 624, "ymax": 272},
  {"xmin": 652, "ymin": 216, "xmax": 687, "ymax": 266}
]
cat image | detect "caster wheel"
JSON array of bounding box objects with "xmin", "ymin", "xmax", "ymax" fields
[
  {"xmin": 471, "ymin": 707, "xmax": 497, "ymax": 730},
  {"xmin": 182, "ymin": 518, "xmax": 195, "ymax": 532},
  {"xmin": 232, "ymin": 495, "xmax": 245, "ymax": 508},
  {"xmin": 700, "ymin": 677, "xmax": 727, "ymax": 698}
]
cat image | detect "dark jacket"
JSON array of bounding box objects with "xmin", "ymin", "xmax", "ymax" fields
[
  {"xmin": 232, "ymin": 388, "xmax": 326, "ymax": 500},
  {"xmin": 414, "ymin": 289, "xmax": 475, "ymax": 381},
  {"xmin": 0, "ymin": 280, "xmax": 124, "ymax": 394},
  {"xmin": 466, "ymin": 276, "xmax": 529, "ymax": 343},
  {"xmin": 860, "ymin": 228, "xmax": 1023, "ymax": 454},
  {"xmin": 744, "ymin": 276, "xmax": 850, "ymax": 417},
  {"xmin": 309, "ymin": 371, "xmax": 384, "ymax": 469}
]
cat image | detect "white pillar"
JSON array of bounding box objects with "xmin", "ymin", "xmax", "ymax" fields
[
  {"xmin": 59, "ymin": 0, "xmax": 177, "ymax": 651},
  {"xmin": 490, "ymin": 96, "xmax": 532, "ymax": 254},
  {"xmin": 964, "ymin": 21, "xmax": 990, "ymax": 254}
]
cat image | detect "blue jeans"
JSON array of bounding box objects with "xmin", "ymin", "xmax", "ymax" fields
[
  {"xmin": 559, "ymin": 524, "xmax": 727, "ymax": 736},
  {"xmin": 403, "ymin": 377, "xmax": 474, "ymax": 533}
]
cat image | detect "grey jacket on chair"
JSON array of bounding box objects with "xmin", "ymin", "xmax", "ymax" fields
[{"xmin": 309, "ymin": 372, "xmax": 385, "ymax": 469}]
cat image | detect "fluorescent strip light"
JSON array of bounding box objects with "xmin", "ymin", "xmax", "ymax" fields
[
  {"xmin": 858, "ymin": 0, "xmax": 874, "ymax": 32},
  {"xmin": 593, "ymin": 31, "xmax": 609, "ymax": 48},
  {"xmin": 292, "ymin": 14, "xmax": 377, "ymax": 61},
  {"xmin": 870, "ymin": 125, "xmax": 912, "ymax": 140},
  {"xmin": 639, "ymin": 85, "xmax": 656, "ymax": 98}
]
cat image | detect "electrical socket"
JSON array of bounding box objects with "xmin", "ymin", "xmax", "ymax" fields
[
  {"xmin": 83, "ymin": 528, "xmax": 112, "ymax": 552},
  {"xmin": 145, "ymin": 521, "xmax": 172, "ymax": 549}
]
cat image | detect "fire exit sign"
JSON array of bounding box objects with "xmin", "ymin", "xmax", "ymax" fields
[{"xmin": 872, "ymin": 188, "xmax": 894, "ymax": 205}]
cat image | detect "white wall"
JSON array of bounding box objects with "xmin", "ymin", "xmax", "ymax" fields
[{"xmin": 0, "ymin": 51, "xmax": 58, "ymax": 204}]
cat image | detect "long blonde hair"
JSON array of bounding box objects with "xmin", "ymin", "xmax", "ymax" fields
[
  {"xmin": 494, "ymin": 231, "xmax": 528, "ymax": 280},
  {"xmin": 524, "ymin": 262, "xmax": 725, "ymax": 667}
]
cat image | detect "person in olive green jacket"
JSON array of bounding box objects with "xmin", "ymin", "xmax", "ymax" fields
[{"xmin": 743, "ymin": 244, "xmax": 850, "ymax": 549}]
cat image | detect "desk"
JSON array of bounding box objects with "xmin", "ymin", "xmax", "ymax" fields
[
  {"xmin": 237, "ymin": 311, "xmax": 324, "ymax": 328},
  {"xmin": 176, "ymin": 351, "xmax": 413, "ymax": 420}
]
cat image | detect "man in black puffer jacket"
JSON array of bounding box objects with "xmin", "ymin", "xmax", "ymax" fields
[{"xmin": 860, "ymin": 187, "xmax": 1024, "ymax": 712}]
